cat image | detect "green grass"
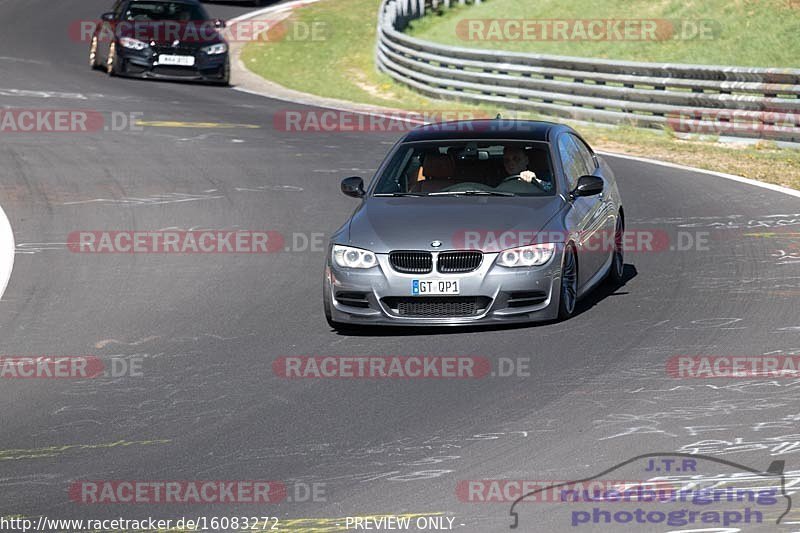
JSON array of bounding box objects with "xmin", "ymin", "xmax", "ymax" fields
[
  {"xmin": 241, "ymin": 0, "xmax": 436, "ymax": 109},
  {"xmin": 241, "ymin": 0, "xmax": 505, "ymax": 115},
  {"xmin": 241, "ymin": 0, "xmax": 800, "ymax": 190},
  {"xmin": 407, "ymin": 0, "xmax": 800, "ymax": 67},
  {"xmin": 581, "ymin": 126, "xmax": 800, "ymax": 190}
]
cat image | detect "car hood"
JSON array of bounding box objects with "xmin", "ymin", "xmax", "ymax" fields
[{"xmin": 345, "ymin": 196, "xmax": 566, "ymax": 253}]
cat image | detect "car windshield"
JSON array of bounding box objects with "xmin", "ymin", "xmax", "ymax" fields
[
  {"xmin": 373, "ymin": 141, "xmax": 556, "ymax": 197},
  {"xmin": 124, "ymin": 1, "xmax": 208, "ymax": 21}
]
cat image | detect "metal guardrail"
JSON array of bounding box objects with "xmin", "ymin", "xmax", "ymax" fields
[{"xmin": 376, "ymin": 0, "xmax": 800, "ymax": 142}]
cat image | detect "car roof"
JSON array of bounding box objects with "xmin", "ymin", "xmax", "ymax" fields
[
  {"xmin": 400, "ymin": 119, "xmax": 568, "ymax": 143},
  {"xmin": 128, "ymin": 0, "xmax": 203, "ymax": 4}
]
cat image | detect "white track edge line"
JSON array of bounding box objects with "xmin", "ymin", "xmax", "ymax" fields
[
  {"xmin": 596, "ymin": 151, "xmax": 800, "ymax": 199},
  {"xmin": 0, "ymin": 201, "xmax": 14, "ymax": 300},
  {"xmin": 227, "ymin": 0, "xmax": 319, "ymax": 23}
]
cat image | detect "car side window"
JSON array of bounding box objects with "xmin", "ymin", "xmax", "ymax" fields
[
  {"xmin": 557, "ymin": 134, "xmax": 588, "ymax": 191},
  {"xmin": 570, "ymin": 134, "xmax": 597, "ymax": 175}
]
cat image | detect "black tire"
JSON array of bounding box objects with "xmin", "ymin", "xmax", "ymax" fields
[
  {"xmin": 557, "ymin": 243, "xmax": 578, "ymax": 321},
  {"xmin": 213, "ymin": 60, "xmax": 230, "ymax": 86},
  {"xmin": 605, "ymin": 214, "xmax": 625, "ymax": 286}
]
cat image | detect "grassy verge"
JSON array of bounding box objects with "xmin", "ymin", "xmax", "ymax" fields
[
  {"xmin": 241, "ymin": 0, "xmax": 435, "ymax": 109},
  {"xmin": 407, "ymin": 0, "xmax": 800, "ymax": 67},
  {"xmin": 241, "ymin": 0, "xmax": 800, "ymax": 190},
  {"xmin": 582, "ymin": 126, "xmax": 800, "ymax": 190}
]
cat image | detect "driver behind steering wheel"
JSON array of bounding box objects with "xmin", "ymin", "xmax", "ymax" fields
[{"xmin": 501, "ymin": 146, "xmax": 552, "ymax": 191}]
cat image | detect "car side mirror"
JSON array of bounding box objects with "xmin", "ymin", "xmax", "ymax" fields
[
  {"xmin": 573, "ymin": 175, "xmax": 604, "ymax": 197},
  {"xmin": 101, "ymin": 12, "xmax": 115, "ymax": 21},
  {"xmin": 214, "ymin": 19, "xmax": 226, "ymax": 29},
  {"xmin": 341, "ymin": 176, "xmax": 365, "ymax": 198}
]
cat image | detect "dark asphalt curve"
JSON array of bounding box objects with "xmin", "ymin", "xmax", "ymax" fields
[{"xmin": 0, "ymin": 0, "xmax": 799, "ymax": 531}]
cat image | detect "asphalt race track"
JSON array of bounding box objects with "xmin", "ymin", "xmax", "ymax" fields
[{"xmin": 1, "ymin": 0, "xmax": 800, "ymax": 531}]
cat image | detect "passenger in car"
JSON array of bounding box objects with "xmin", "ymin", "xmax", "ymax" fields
[{"xmin": 410, "ymin": 152, "xmax": 456, "ymax": 193}]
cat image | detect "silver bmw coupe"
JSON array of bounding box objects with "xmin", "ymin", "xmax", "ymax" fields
[{"xmin": 324, "ymin": 120, "xmax": 625, "ymax": 328}]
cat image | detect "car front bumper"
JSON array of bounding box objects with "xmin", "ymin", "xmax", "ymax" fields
[
  {"xmin": 116, "ymin": 48, "xmax": 228, "ymax": 82},
  {"xmin": 324, "ymin": 247, "xmax": 565, "ymax": 326}
]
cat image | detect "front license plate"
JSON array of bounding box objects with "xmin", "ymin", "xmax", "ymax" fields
[
  {"xmin": 412, "ymin": 279, "xmax": 460, "ymax": 295},
  {"xmin": 159, "ymin": 54, "xmax": 195, "ymax": 66}
]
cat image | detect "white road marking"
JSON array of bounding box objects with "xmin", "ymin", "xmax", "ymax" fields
[
  {"xmin": 0, "ymin": 88, "xmax": 90, "ymax": 100},
  {"xmin": 0, "ymin": 56, "xmax": 46, "ymax": 65},
  {"xmin": 62, "ymin": 192, "xmax": 224, "ymax": 206},
  {"xmin": 233, "ymin": 184, "xmax": 303, "ymax": 192},
  {"xmin": 0, "ymin": 202, "xmax": 14, "ymax": 300},
  {"xmin": 226, "ymin": 0, "xmax": 321, "ymax": 24},
  {"xmin": 15, "ymin": 243, "xmax": 66, "ymax": 254}
]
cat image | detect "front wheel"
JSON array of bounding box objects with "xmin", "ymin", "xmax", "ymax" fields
[
  {"xmin": 557, "ymin": 244, "xmax": 578, "ymax": 320},
  {"xmin": 213, "ymin": 60, "xmax": 230, "ymax": 86},
  {"xmin": 605, "ymin": 215, "xmax": 625, "ymax": 286}
]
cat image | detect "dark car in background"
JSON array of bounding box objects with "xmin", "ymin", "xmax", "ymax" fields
[{"xmin": 89, "ymin": 0, "xmax": 229, "ymax": 84}]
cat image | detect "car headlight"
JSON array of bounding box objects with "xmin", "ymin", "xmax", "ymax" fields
[
  {"xmin": 332, "ymin": 245, "xmax": 378, "ymax": 269},
  {"xmin": 119, "ymin": 37, "xmax": 149, "ymax": 50},
  {"xmin": 497, "ymin": 243, "xmax": 556, "ymax": 267},
  {"xmin": 202, "ymin": 43, "xmax": 228, "ymax": 55}
]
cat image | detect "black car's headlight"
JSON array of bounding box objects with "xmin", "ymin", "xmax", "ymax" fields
[
  {"xmin": 497, "ymin": 243, "xmax": 555, "ymax": 267},
  {"xmin": 119, "ymin": 37, "xmax": 149, "ymax": 50},
  {"xmin": 332, "ymin": 245, "xmax": 378, "ymax": 269},
  {"xmin": 202, "ymin": 43, "xmax": 228, "ymax": 55}
]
